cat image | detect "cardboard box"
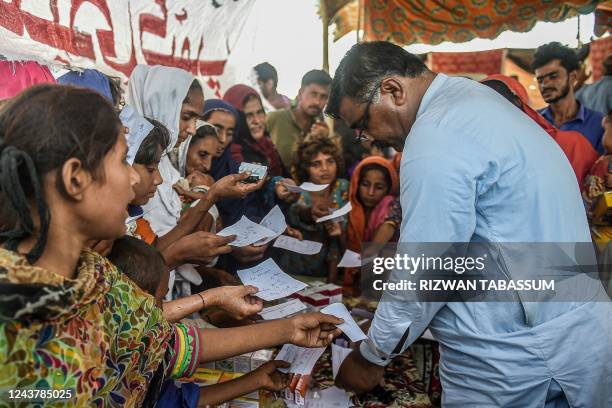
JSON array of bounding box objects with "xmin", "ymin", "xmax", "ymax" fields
[
  {"xmin": 316, "ymin": 283, "xmax": 342, "ymax": 303},
  {"xmin": 303, "ymin": 293, "xmax": 330, "ymax": 312}
]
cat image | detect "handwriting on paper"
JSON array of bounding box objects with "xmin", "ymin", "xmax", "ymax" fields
[
  {"xmin": 275, "ymin": 344, "xmax": 326, "ymax": 374},
  {"xmin": 273, "ymin": 235, "xmax": 323, "ymax": 255},
  {"xmin": 316, "ymin": 202, "xmax": 352, "ymax": 223},
  {"xmin": 217, "ymin": 216, "xmax": 276, "ymax": 247},
  {"xmin": 237, "ymin": 258, "xmax": 307, "ymax": 301}
]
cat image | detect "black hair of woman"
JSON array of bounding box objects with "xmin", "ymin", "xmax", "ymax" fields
[{"xmin": 0, "ymin": 84, "xmax": 120, "ymax": 263}]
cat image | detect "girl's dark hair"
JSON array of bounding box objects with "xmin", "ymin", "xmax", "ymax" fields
[
  {"xmin": 293, "ymin": 137, "xmax": 343, "ymax": 183},
  {"xmin": 0, "ymin": 84, "xmax": 120, "ymax": 263},
  {"xmin": 358, "ymin": 163, "xmax": 391, "ymax": 198},
  {"xmin": 134, "ymin": 118, "xmax": 170, "ymax": 166}
]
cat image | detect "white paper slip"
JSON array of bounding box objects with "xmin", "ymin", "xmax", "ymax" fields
[
  {"xmin": 273, "ymin": 235, "xmax": 323, "ymax": 255},
  {"xmin": 254, "ymin": 205, "xmax": 287, "ymax": 246},
  {"xmin": 217, "ymin": 216, "xmax": 276, "ymax": 247},
  {"xmin": 284, "ymin": 181, "xmax": 329, "ymax": 193},
  {"xmin": 259, "ymin": 299, "xmax": 307, "ymax": 320},
  {"xmin": 316, "ymin": 202, "xmax": 352, "ymax": 223},
  {"xmin": 237, "ymin": 258, "xmax": 307, "ymax": 301},
  {"xmin": 311, "ymin": 386, "xmax": 351, "ymax": 408},
  {"xmin": 331, "ymin": 343, "xmax": 353, "ymax": 379},
  {"xmin": 238, "ymin": 162, "xmax": 267, "ymax": 181},
  {"xmin": 337, "ymin": 249, "xmax": 361, "ymax": 268},
  {"xmin": 285, "ymin": 386, "xmax": 351, "ymax": 408},
  {"xmin": 421, "ymin": 329, "xmax": 435, "ymax": 341},
  {"xmin": 321, "ymin": 303, "xmax": 368, "ymax": 342},
  {"xmin": 275, "ymin": 344, "xmax": 326, "ymax": 374}
]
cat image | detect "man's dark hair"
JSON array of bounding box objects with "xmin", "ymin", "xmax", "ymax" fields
[
  {"xmin": 326, "ymin": 41, "xmax": 429, "ymax": 119},
  {"xmin": 301, "ymin": 69, "xmax": 332, "ymax": 89},
  {"xmin": 134, "ymin": 118, "xmax": 171, "ymax": 166},
  {"xmin": 532, "ymin": 42, "xmax": 580, "ymax": 73},
  {"xmin": 254, "ymin": 62, "xmax": 278, "ymax": 87},
  {"xmin": 108, "ymin": 235, "xmax": 166, "ymax": 296}
]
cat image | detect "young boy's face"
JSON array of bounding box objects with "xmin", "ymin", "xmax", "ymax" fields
[
  {"xmin": 154, "ymin": 267, "xmax": 171, "ymax": 308},
  {"xmin": 132, "ymin": 162, "xmax": 163, "ymax": 206}
]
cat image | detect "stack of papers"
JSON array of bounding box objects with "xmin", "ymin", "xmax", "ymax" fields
[
  {"xmin": 283, "ymin": 182, "xmax": 329, "ymax": 193},
  {"xmin": 237, "ymin": 258, "xmax": 307, "ymax": 301},
  {"xmin": 259, "ymin": 299, "xmax": 307, "ymax": 320},
  {"xmin": 316, "ymin": 202, "xmax": 352, "ymax": 223},
  {"xmin": 273, "ymin": 235, "xmax": 323, "ymax": 255},
  {"xmin": 217, "ymin": 205, "xmax": 287, "ymax": 247}
]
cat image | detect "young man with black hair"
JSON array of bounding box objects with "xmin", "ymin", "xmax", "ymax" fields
[
  {"xmin": 253, "ymin": 62, "xmax": 291, "ymax": 111},
  {"xmin": 267, "ymin": 69, "xmax": 332, "ymax": 168},
  {"xmin": 326, "ymin": 40, "xmax": 612, "ymax": 407},
  {"xmin": 533, "ymin": 41, "xmax": 605, "ymax": 153}
]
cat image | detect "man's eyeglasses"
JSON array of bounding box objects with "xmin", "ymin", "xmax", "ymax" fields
[{"xmin": 355, "ymin": 82, "xmax": 380, "ymax": 142}]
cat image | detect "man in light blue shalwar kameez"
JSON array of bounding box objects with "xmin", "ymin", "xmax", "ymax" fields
[{"xmin": 326, "ymin": 41, "xmax": 612, "ymax": 407}]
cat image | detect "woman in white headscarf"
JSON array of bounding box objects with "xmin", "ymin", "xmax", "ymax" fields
[{"xmin": 127, "ymin": 65, "xmax": 203, "ymax": 235}]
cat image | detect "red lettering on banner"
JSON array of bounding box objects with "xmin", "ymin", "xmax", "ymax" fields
[{"xmin": 0, "ymin": 0, "xmax": 230, "ymax": 79}]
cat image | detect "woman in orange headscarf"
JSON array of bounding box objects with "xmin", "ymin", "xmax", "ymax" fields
[
  {"xmin": 345, "ymin": 156, "xmax": 400, "ymax": 294},
  {"xmin": 481, "ymin": 74, "xmax": 599, "ymax": 186}
]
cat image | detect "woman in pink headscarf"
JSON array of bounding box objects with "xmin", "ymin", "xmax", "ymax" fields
[
  {"xmin": 223, "ymin": 84, "xmax": 286, "ymax": 177},
  {"xmin": 0, "ymin": 61, "xmax": 55, "ymax": 100}
]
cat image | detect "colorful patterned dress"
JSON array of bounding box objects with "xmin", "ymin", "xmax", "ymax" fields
[{"xmin": 0, "ymin": 248, "xmax": 199, "ymax": 407}]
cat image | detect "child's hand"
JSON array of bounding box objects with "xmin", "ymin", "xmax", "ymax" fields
[
  {"xmin": 286, "ymin": 226, "xmax": 303, "ymax": 241},
  {"xmin": 253, "ymin": 361, "xmax": 291, "ymax": 391},
  {"xmin": 324, "ymin": 221, "xmax": 341, "ymax": 237},
  {"xmin": 275, "ymin": 178, "xmax": 300, "ymax": 202}
]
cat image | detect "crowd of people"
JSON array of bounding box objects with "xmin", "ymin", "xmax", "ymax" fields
[{"xmin": 0, "ymin": 38, "xmax": 610, "ymax": 407}]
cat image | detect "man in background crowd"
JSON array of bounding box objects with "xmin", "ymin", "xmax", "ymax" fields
[
  {"xmin": 253, "ymin": 62, "xmax": 291, "ymax": 111},
  {"xmin": 576, "ymin": 54, "xmax": 612, "ymax": 115},
  {"xmin": 533, "ymin": 41, "xmax": 605, "ymax": 153},
  {"xmin": 267, "ymin": 69, "xmax": 332, "ymax": 169}
]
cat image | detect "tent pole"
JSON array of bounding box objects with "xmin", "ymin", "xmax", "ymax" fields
[{"xmin": 321, "ymin": 1, "xmax": 329, "ymax": 73}]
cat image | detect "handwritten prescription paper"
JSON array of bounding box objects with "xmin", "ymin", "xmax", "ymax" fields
[
  {"xmin": 237, "ymin": 258, "xmax": 307, "ymax": 301},
  {"xmin": 259, "ymin": 299, "xmax": 308, "ymax": 320},
  {"xmin": 337, "ymin": 249, "xmax": 361, "ymax": 268},
  {"xmin": 275, "ymin": 344, "xmax": 326, "ymax": 374},
  {"xmin": 273, "ymin": 235, "xmax": 323, "ymax": 255},
  {"xmin": 217, "ymin": 216, "xmax": 276, "ymax": 247},
  {"xmin": 254, "ymin": 205, "xmax": 287, "ymax": 246},
  {"xmin": 316, "ymin": 202, "xmax": 352, "ymax": 223},
  {"xmin": 321, "ymin": 303, "xmax": 368, "ymax": 342},
  {"xmin": 283, "ymin": 182, "xmax": 329, "ymax": 193}
]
